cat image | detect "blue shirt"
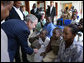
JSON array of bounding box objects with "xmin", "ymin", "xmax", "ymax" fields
[
  {"xmin": 55, "ymin": 38, "xmax": 83, "ymax": 62},
  {"xmin": 43, "ymin": 22, "xmax": 55, "ymax": 38}
]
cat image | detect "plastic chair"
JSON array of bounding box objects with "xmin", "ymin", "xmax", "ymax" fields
[
  {"xmin": 77, "ymin": 16, "xmax": 79, "ymax": 20},
  {"xmin": 64, "ymin": 19, "xmax": 71, "ymax": 26}
]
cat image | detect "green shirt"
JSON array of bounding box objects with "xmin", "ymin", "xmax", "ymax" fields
[
  {"xmin": 23, "ymin": 11, "xmax": 29, "ymax": 16},
  {"xmin": 36, "ymin": 19, "xmax": 46, "ymax": 32}
]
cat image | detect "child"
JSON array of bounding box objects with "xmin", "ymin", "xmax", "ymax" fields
[
  {"xmin": 41, "ymin": 27, "xmax": 63, "ymax": 62},
  {"xmin": 29, "ymin": 30, "xmax": 50, "ymax": 62}
]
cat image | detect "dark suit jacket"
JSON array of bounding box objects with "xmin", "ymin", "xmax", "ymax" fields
[
  {"xmin": 30, "ymin": 8, "xmax": 40, "ymax": 20},
  {"xmin": 5, "ymin": 7, "xmax": 25, "ymax": 21},
  {"xmin": 31, "ymin": 8, "xmax": 39, "ymax": 16},
  {"xmin": 46, "ymin": 6, "xmax": 56, "ymax": 18},
  {"xmin": 1, "ymin": 19, "xmax": 34, "ymax": 62}
]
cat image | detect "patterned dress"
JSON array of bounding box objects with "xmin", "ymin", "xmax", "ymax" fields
[{"xmin": 55, "ymin": 38, "xmax": 83, "ymax": 62}]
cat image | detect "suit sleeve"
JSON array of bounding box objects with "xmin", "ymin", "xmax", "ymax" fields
[
  {"xmin": 54, "ymin": 7, "xmax": 56, "ymax": 16},
  {"xmin": 17, "ymin": 29, "xmax": 34, "ymax": 55}
]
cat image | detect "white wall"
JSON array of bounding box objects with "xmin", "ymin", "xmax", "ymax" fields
[
  {"xmin": 21, "ymin": 1, "xmax": 83, "ymax": 19},
  {"xmin": 21, "ymin": 1, "xmax": 25, "ymax": 5},
  {"xmin": 58, "ymin": 1, "xmax": 83, "ymax": 19},
  {"xmin": 45, "ymin": 1, "xmax": 50, "ymax": 9}
]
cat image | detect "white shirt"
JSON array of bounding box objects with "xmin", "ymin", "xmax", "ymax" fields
[
  {"xmin": 1, "ymin": 28, "xmax": 10, "ymax": 62},
  {"xmin": 71, "ymin": 19, "xmax": 79, "ymax": 25},
  {"xmin": 74, "ymin": 32, "xmax": 83, "ymax": 46},
  {"xmin": 13, "ymin": 6, "xmax": 24, "ymax": 20},
  {"xmin": 34, "ymin": 8, "xmax": 37, "ymax": 13},
  {"xmin": 34, "ymin": 37, "xmax": 50, "ymax": 62},
  {"xmin": 1, "ymin": 20, "xmax": 5, "ymax": 24},
  {"xmin": 50, "ymin": 6, "xmax": 53, "ymax": 14}
]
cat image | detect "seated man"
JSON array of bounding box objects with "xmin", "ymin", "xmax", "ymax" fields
[
  {"xmin": 29, "ymin": 30, "xmax": 50, "ymax": 62},
  {"xmin": 40, "ymin": 27, "xmax": 63, "ymax": 62},
  {"xmin": 43, "ymin": 16, "xmax": 56, "ymax": 38}
]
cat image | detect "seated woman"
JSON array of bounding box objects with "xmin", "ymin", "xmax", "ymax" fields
[
  {"xmin": 40, "ymin": 27, "xmax": 63, "ymax": 62},
  {"xmin": 29, "ymin": 30, "xmax": 50, "ymax": 62},
  {"xmin": 54, "ymin": 24, "xmax": 83, "ymax": 62},
  {"xmin": 35, "ymin": 13, "xmax": 46, "ymax": 32}
]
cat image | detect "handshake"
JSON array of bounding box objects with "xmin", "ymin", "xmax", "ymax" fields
[{"xmin": 33, "ymin": 49, "xmax": 38, "ymax": 54}]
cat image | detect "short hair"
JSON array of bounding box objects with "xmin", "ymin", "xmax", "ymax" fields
[
  {"xmin": 53, "ymin": 27, "xmax": 63, "ymax": 35},
  {"xmin": 50, "ymin": 1, "xmax": 54, "ymax": 3},
  {"xmin": 80, "ymin": 18, "xmax": 83, "ymax": 23},
  {"xmin": 65, "ymin": 7, "xmax": 68, "ymax": 10},
  {"xmin": 24, "ymin": 14, "xmax": 38, "ymax": 23},
  {"xmin": 20, "ymin": 5, "xmax": 25, "ymax": 8},
  {"xmin": 46, "ymin": 16, "xmax": 52, "ymax": 22},
  {"xmin": 1, "ymin": 1, "xmax": 13, "ymax": 6},
  {"xmin": 67, "ymin": 24, "xmax": 78, "ymax": 35},
  {"xmin": 33, "ymin": 3, "xmax": 37, "ymax": 8},
  {"xmin": 40, "ymin": 29, "xmax": 48, "ymax": 36}
]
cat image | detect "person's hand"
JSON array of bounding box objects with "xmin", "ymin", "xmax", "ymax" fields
[
  {"xmin": 34, "ymin": 49, "xmax": 38, "ymax": 54},
  {"xmin": 40, "ymin": 52, "xmax": 46, "ymax": 57}
]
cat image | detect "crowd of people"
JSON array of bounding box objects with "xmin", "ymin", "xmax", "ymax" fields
[{"xmin": 1, "ymin": 1, "xmax": 83, "ymax": 62}]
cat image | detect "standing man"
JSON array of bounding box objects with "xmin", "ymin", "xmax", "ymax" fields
[
  {"xmin": 31, "ymin": 3, "xmax": 39, "ymax": 16},
  {"xmin": 1, "ymin": 1, "xmax": 14, "ymax": 62},
  {"xmin": 5, "ymin": 1, "xmax": 28, "ymax": 62},
  {"xmin": 6, "ymin": 1, "xmax": 25, "ymax": 21},
  {"xmin": 1, "ymin": 14, "xmax": 38, "ymax": 62},
  {"xmin": 46, "ymin": 1, "xmax": 56, "ymax": 24},
  {"xmin": 31, "ymin": 3, "xmax": 40, "ymax": 22}
]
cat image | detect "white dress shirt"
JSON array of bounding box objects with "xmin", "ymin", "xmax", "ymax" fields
[
  {"xmin": 1, "ymin": 28, "xmax": 10, "ymax": 62},
  {"xmin": 1, "ymin": 20, "xmax": 5, "ymax": 24},
  {"xmin": 13, "ymin": 6, "xmax": 24, "ymax": 20},
  {"xmin": 34, "ymin": 8, "xmax": 37, "ymax": 13},
  {"xmin": 50, "ymin": 6, "xmax": 53, "ymax": 14}
]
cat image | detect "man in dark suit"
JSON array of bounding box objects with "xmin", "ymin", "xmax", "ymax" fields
[
  {"xmin": 31, "ymin": 3, "xmax": 40, "ymax": 22},
  {"xmin": 46, "ymin": 1, "xmax": 56, "ymax": 24},
  {"xmin": 5, "ymin": 1, "xmax": 27, "ymax": 62},
  {"xmin": 1, "ymin": 14, "xmax": 38, "ymax": 62},
  {"xmin": 31, "ymin": 3, "xmax": 39, "ymax": 16},
  {"xmin": 6, "ymin": 1, "xmax": 25, "ymax": 21}
]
